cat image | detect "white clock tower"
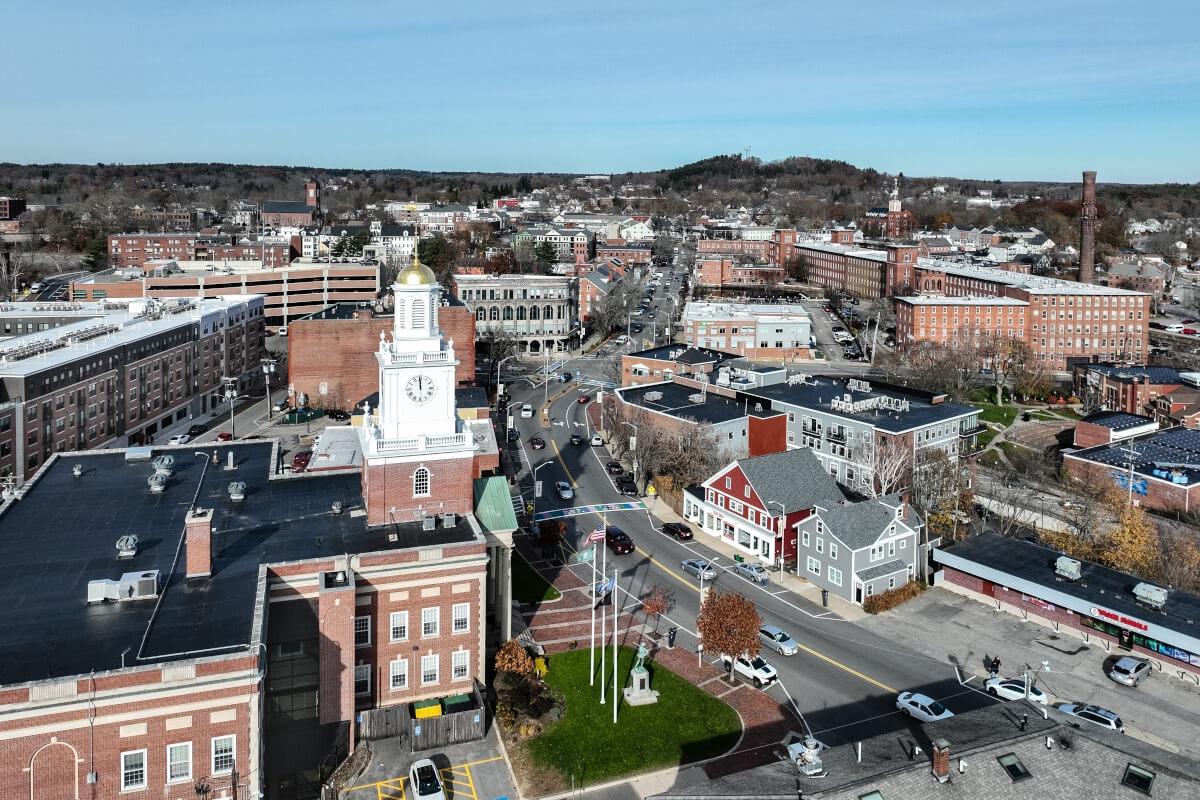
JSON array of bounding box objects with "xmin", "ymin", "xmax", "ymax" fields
[{"xmin": 359, "ymin": 253, "xmax": 477, "ymax": 525}]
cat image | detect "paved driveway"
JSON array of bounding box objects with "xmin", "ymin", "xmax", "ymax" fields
[{"xmin": 346, "ymin": 729, "xmax": 517, "ymax": 800}]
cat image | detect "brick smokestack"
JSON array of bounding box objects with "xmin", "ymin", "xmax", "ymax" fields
[
  {"xmin": 931, "ymin": 738, "xmax": 951, "ymax": 783},
  {"xmin": 1079, "ymin": 170, "xmax": 1097, "ymax": 284},
  {"xmin": 185, "ymin": 507, "xmax": 214, "ymax": 579}
]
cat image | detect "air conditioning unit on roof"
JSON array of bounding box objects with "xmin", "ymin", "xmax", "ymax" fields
[
  {"xmin": 1055, "ymin": 556, "xmax": 1081, "ymax": 581},
  {"xmin": 1133, "ymin": 582, "xmax": 1168, "ymax": 610}
]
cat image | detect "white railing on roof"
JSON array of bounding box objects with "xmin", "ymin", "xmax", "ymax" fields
[{"xmin": 372, "ymin": 431, "xmax": 470, "ymax": 453}]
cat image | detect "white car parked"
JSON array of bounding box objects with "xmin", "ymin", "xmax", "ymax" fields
[
  {"xmin": 985, "ymin": 676, "xmax": 1048, "ymax": 704},
  {"xmin": 896, "ymin": 691, "xmax": 954, "ymax": 722},
  {"xmin": 167, "ymin": 434, "xmax": 191, "ymax": 445},
  {"xmin": 408, "ymin": 758, "xmax": 446, "ymax": 800},
  {"xmin": 720, "ymin": 653, "xmax": 778, "ymax": 688}
]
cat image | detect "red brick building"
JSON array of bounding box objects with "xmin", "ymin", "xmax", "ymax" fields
[
  {"xmin": 1072, "ymin": 363, "xmax": 1184, "ymax": 416},
  {"xmin": 696, "ymin": 229, "xmax": 797, "ymax": 269},
  {"xmin": 694, "ymin": 256, "xmax": 787, "ymax": 288},
  {"xmin": 1071, "ymin": 411, "xmax": 1159, "ymax": 447},
  {"xmin": 287, "ymin": 299, "xmax": 475, "ymax": 412},
  {"xmin": 1063, "ymin": 426, "xmax": 1200, "ymax": 513},
  {"xmin": 0, "ymin": 196, "xmax": 26, "ymax": 220},
  {"xmin": 261, "ymin": 179, "xmax": 322, "ymax": 227},
  {"xmin": 108, "ymin": 233, "xmax": 296, "ymax": 269}
]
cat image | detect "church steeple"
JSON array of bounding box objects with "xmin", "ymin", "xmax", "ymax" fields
[
  {"xmin": 888, "ymin": 177, "xmax": 902, "ymax": 214},
  {"xmin": 391, "ymin": 250, "xmax": 441, "ymax": 344}
]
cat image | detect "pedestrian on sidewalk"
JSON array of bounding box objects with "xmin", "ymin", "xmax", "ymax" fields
[{"xmin": 989, "ymin": 655, "xmax": 1002, "ymax": 678}]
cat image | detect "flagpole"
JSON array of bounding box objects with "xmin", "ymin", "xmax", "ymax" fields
[
  {"xmin": 589, "ymin": 541, "xmax": 597, "ymax": 686},
  {"xmin": 599, "ymin": 522, "xmax": 607, "ymax": 704},
  {"xmin": 612, "ymin": 567, "xmax": 619, "ymax": 725}
]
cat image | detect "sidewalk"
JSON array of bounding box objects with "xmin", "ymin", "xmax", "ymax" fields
[{"xmin": 642, "ymin": 498, "xmax": 868, "ymax": 622}]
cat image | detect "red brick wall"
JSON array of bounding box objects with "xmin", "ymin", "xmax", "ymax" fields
[
  {"xmin": 288, "ymin": 306, "xmax": 475, "ymax": 411},
  {"xmin": 1063, "ymin": 455, "xmax": 1198, "ymax": 513},
  {"xmin": 1073, "ymin": 420, "xmax": 1114, "ymax": 448},
  {"xmin": 318, "ymin": 579, "xmax": 355, "ymax": 725},
  {"xmin": 748, "ymin": 414, "xmax": 786, "ymax": 456},
  {"xmin": 363, "ymin": 452, "xmax": 475, "ymax": 526}
]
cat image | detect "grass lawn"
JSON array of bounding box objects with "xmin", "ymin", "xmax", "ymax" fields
[
  {"xmin": 980, "ymin": 450, "xmax": 1002, "ymax": 468},
  {"xmin": 972, "ymin": 402, "xmax": 1019, "ymax": 427},
  {"xmin": 977, "ymin": 427, "xmax": 999, "ymax": 448},
  {"xmin": 523, "ymin": 646, "xmax": 741, "ymax": 786},
  {"xmin": 512, "ymin": 552, "xmax": 561, "ymax": 603}
]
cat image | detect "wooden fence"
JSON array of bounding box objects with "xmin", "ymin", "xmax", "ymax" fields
[{"xmin": 359, "ymin": 682, "xmax": 488, "ymax": 752}]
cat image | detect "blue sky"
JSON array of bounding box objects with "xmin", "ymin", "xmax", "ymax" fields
[{"xmin": 4, "ymin": 1, "xmax": 1198, "ymax": 182}]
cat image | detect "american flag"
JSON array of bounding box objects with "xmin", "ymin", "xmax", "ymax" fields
[{"xmin": 588, "ymin": 523, "xmax": 607, "ymax": 542}]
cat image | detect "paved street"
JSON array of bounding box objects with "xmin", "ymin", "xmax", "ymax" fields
[{"xmin": 345, "ymin": 729, "xmax": 517, "ymax": 800}]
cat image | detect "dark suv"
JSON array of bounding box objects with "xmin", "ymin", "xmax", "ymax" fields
[
  {"xmin": 616, "ymin": 478, "xmax": 638, "ymax": 497},
  {"xmin": 606, "ymin": 527, "xmax": 634, "ymax": 555},
  {"xmin": 662, "ymin": 522, "xmax": 693, "ymax": 540}
]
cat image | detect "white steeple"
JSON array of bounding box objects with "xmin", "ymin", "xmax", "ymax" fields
[{"xmin": 888, "ymin": 177, "xmax": 902, "ymax": 214}]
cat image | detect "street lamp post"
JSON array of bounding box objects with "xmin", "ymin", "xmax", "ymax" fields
[
  {"xmin": 261, "ymin": 357, "xmax": 277, "ymax": 420},
  {"xmin": 221, "ymin": 376, "xmax": 238, "ymax": 439},
  {"xmin": 767, "ymin": 500, "xmax": 787, "ymax": 577},
  {"xmin": 621, "ymin": 420, "xmax": 639, "ymax": 491},
  {"xmin": 494, "ymin": 354, "xmax": 518, "ymax": 396}
]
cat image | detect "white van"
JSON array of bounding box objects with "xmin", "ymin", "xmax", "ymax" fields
[{"xmin": 520, "ymin": 404, "xmax": 534, "ymax": 419}]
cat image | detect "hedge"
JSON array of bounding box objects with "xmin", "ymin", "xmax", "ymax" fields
[{"xmin": 862, "ymin": 580, "xmax": 927, "ymax": 614}]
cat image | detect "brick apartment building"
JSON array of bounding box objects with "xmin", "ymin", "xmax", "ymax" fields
[
  {"xmin": 0, "ymin": 295, "xmax": 265, "ymax": 480},
  {"xmin": 130, "ymin": 205, "xmax": 197, "ymax": 231},
  {"xmin": 108, "ymin": 233, "xmax": 296, "ymax": 270},
  {"xmin": 72, "ymin": 258, "xmax": 379, "ymax": 332},
  {"xmin": 286, "ymin": 298, "xmax": 476, "ymax": 413},
  {"xmin": 261, "ymin": 179, "xmax": 322, "ymax": 227},
  {"xmin": 696, "ymin": 228, "xmax": 798, "ymax": 270},
  {"xmin": 579, "ymin": 263, "xmax": 618, "ymax": 329},
  {"xmin": 1072, "ymin": 363, "xmax": 1186, "ymax": 416},
  {"xmin": 0, "ymin": 256, "xmax": 515, "ymax": 800},
  {"xmin": 512, "ymin": 226, "xmax": 595, "ymax": 264},
  {"xmin": 0, "ymin": 195, "xmax": 27, "ymax": 220},
  {"xmin": 595, "ymin": 244, "xmax": 652, "ymax": 266},
  {"xmin": 893, "ymin": 295, "xmax": 1030, "ymax": 348},
  {"xmin": 682, "ymin": 301, "xmax": 812, "ymax": 361},
  {"xmin": 1106, "ymin": 260, "xmax": 1168, "ymax": 301},
  {"xmin": 694, "ymin": 256, "xmax": 787, "ymax": 288},
  {"xmin": 799, "ymin": 241, "xmax": 1152, "ymax": 370}
]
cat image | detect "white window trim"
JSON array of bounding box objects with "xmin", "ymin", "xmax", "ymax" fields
[
  {"xmin": 828, "ymin": 566, "xmax": 843, "ymax": 587},
  {"xmin": 422, "ymin": 607, "xmax": 440, "ymax": 638},
  {"xmin": 413, "ymin": 466, "xmax": 431, "ymax": 498},
  {"xmin": 807, "ymin": 556, "xmax": 821, "ymax": 575},
  {"xmin": 452, "ymin": 603, "xmax": 470, "ymax": 634},
  {"xmin": 211, "ymin": 735, "xmax": 236, "ymax": 777},
  {"xmin": 421, "ymin": 654, "xmax": 440, "ymax": 686},
  {"xmin": 166, "ymin": 742, "xmax": 192, "ymax": 784},
  {"xmin": 390, "ymin": 658, "xmax": 409, "ymax": 691},
  {"xmin": 452, "ymin": 649, "xmax": 470, "ymax": 681},
  {"xmin": 390, "ymin": 610, "xmax": 409, "ymax": 642},
  {"xmin": 121, "ymin": 749, "xmax": 148, "ymax": 791}
]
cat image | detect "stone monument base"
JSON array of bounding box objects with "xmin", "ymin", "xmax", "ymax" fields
[{"xmin": 623, "ymin": 666, "xmax": 659, "ymax": 706}]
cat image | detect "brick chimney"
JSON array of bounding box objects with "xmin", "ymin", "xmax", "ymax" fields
[
  {"xmin": 185, "ymin": 507, "xmax": 214, "ymax": 579},
  {"xmin": 931, "ymin": 738, "xmax": 951, "ymax": 783},
  {"xmin": 1079, "ymin": 170, "xmax": 1097, "ymax": 284}
]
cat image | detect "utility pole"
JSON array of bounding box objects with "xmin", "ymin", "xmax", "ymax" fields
[{"xmin": 261, "ymin": 357, "xmax": 277, "ymax": 420}]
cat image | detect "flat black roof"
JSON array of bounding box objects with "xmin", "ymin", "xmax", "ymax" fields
[
  {"xmin": 617, "ymin": 381, "xmax": 780, "ymax": 425},
  {"xmin": 0, "ymin": 442, "xmax": 477, "ymax": 685},
  {"xmin": 744, "ymin": 376, "xmax": 977, "ymax": 433},
  {"xmin": 1079, "ymin": 411, "xmax": 1155, "ymax": 431},
  {"xmin": 626, "ymin": 344, "xmax": 737, "ymax": 365},
  {"xmin": 936, "ymin": 533, "xmax": 1200, "ymax": 642}
]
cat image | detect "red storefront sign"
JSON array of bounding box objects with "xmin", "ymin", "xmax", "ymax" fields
[{"xmin": 1090, "ymin": 607, "xmax": 1149, "ymax": 631}]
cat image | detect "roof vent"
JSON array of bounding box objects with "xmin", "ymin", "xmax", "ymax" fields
[
  {"xmin": 148, "ymin": 473, "xmax": 167, "ymax": 494},
  {"xmin": 73, "ymin": 464, "xmax": 83, "ymax": 478},
  {"xmin": 152, "ymin": 454, "xmax": 175, "ymax": 477},
  {"xmin": 1055, "ymin": 556, "xmax": 1081, "ymax": 581},
  {"xmin": 1133, "ymin": 582, "xmax": 1168, "ymax": 610},
  {"xmin": 227, "ymin": 481, "xmax": 246, "ymax": 502},
  {"xmin": 422, "ymin": 515, "xmax": 437, "ymax": 531},
  {"xmin": 116, "ymin": 534, "xmax": 139, "ymax": 559},
  {"xmin": 688, "ymin": 393, "xmax": 705, "ymax": 404},
  {"xmin": 644, "ymin": 391, "xmax": 663, "ymax": 402},
  {"xmin": 331, "ymin": 500, "xmax": 344, "ymax": 515}
]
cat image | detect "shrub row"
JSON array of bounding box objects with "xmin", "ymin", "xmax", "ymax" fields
[{"xmin": 862, "ymin": 580, "xmax": 927, "ymax": 614}]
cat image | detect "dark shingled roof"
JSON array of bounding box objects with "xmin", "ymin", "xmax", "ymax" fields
[
  {"xmin": 817, "ymin": 495, "xmax": 910, "ymax": 551},
  {"xmin": 262, "ymin": 200, "xmax": 316, "ymax": 214},
  {"xmin": 736, "ymin": 449, "xmax": 844, "ymax": 514}
]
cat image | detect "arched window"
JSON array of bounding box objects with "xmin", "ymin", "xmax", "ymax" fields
[
  {"xmin": 544, "ymin": 305, "xmax": 554, "ymax": 320},
  {"xmin": 413, "ymin": 466, "xmax": 430, "ymax": 498},
  {"xmin": 503, "ymin": 307, "xmax": 514, "ymax": 321},
  {"xmin": 529, "ymin": 305, "xmax": 540, "ymax": 320},
  {"xmin": 489, "ymin": 307, "xmax": 500, "ymax": 321},
  {"xmin": 516, "ymin": 306, "xmax": 527, "ymax": 321},
  {"xmin": 476, "ymin": 307, "xmax": 486, "ymax": 321},
  {"xmin": 412, "ymin": 299, "xmax": 426, "ymax": 329}
]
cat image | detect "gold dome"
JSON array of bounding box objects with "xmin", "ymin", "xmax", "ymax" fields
[{"xmin": 396, "ymin": 252, "xmax": 437, "ymax": 286}]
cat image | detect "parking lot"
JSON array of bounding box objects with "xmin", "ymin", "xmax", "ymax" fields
[
  {"xmin": 858, "ymin": 587, "xmax": 1200, "ymax": 759},
  {"xmin": 345, "ymin": 731, "xmax": 517, "ymax": 800}
]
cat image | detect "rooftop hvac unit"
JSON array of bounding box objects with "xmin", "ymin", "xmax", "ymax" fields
[
  {"xmin": 1054, "ymin": 556, "xmax": 1081, "ymax": 581},
  {"xmin": 148, "ymin": 473, "xmax": 167, "ymax": 494},
  {"xmin": 87, "ymin": 579, "xmax": 121, "ymax": 604},
  {"xmin": 119, "ymin": 571, "xmax": 159, "ymax": 600},
  {"xmin": 228, "ymin": 481, "xmax": 246, "ymax": 502},
  {"xmin": 443, "ymin": 512, "xmax": 457, "ymax": 528},
  {"xmin": 1133, "ymin": 582, "xmax": 1168, "ymax": 610},
  {"xmin": 125, "ymin": 446, "xmax": 154, "ymax": 463},
  {"xmin": 422, "ymin": 515, "xmax": 436, "ymax": 532},
  {"xmin": 115, "ymin": 535, "xmax": 139, "ymax": 559},
  {"xmin": 644, "ymin": 391, "xmax": 663, "ymax": 402}
]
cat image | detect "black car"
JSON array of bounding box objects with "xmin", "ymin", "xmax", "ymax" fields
[
  {"xmin": 630, "ymin": 324, "xmax": 644, "ymax": 333},
  {"xmin": 187, "ymin": 424, "xmax": 205, "ymax": 436},
  {"xmin": 506, "ymin": 428, "xmax": 520, "ymax": 442},
  {"xmin": 326, "ymin": 409, "xmax": 351, "ymax": 421},
  {"xmin": 569, "ymin": 433, "xmax": 583, "ymax": 445},
  {"xmin": 617, "ymin": 479, "xmax": 638, "ymax": 497},
  {"xmin": 605, "ymin": 461, "xmax": 624, "ymax": 475},
  {"xmin": 530, "ymin": 436, "xmax": 546, "ymax": 450},
  {"xmin": 662, "ymin": 522, "xmax": 693, "ymax": 540},
  {"xmin": 606, "ymin": 527, "xmax": 634, "ymax": 555}
]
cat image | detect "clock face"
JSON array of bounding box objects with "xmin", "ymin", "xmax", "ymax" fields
[{"xmin": 405, "ymin": 373, "xmax": 436, "ymax": 404}]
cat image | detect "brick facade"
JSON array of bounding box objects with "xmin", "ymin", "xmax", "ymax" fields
[
  {"xmin": 362, "ymin": 453, "xmax": 476, "ymax": 526},
  {"xmin": 287, "ymin": 305, "xmax": 475, "ymax": 412}
]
